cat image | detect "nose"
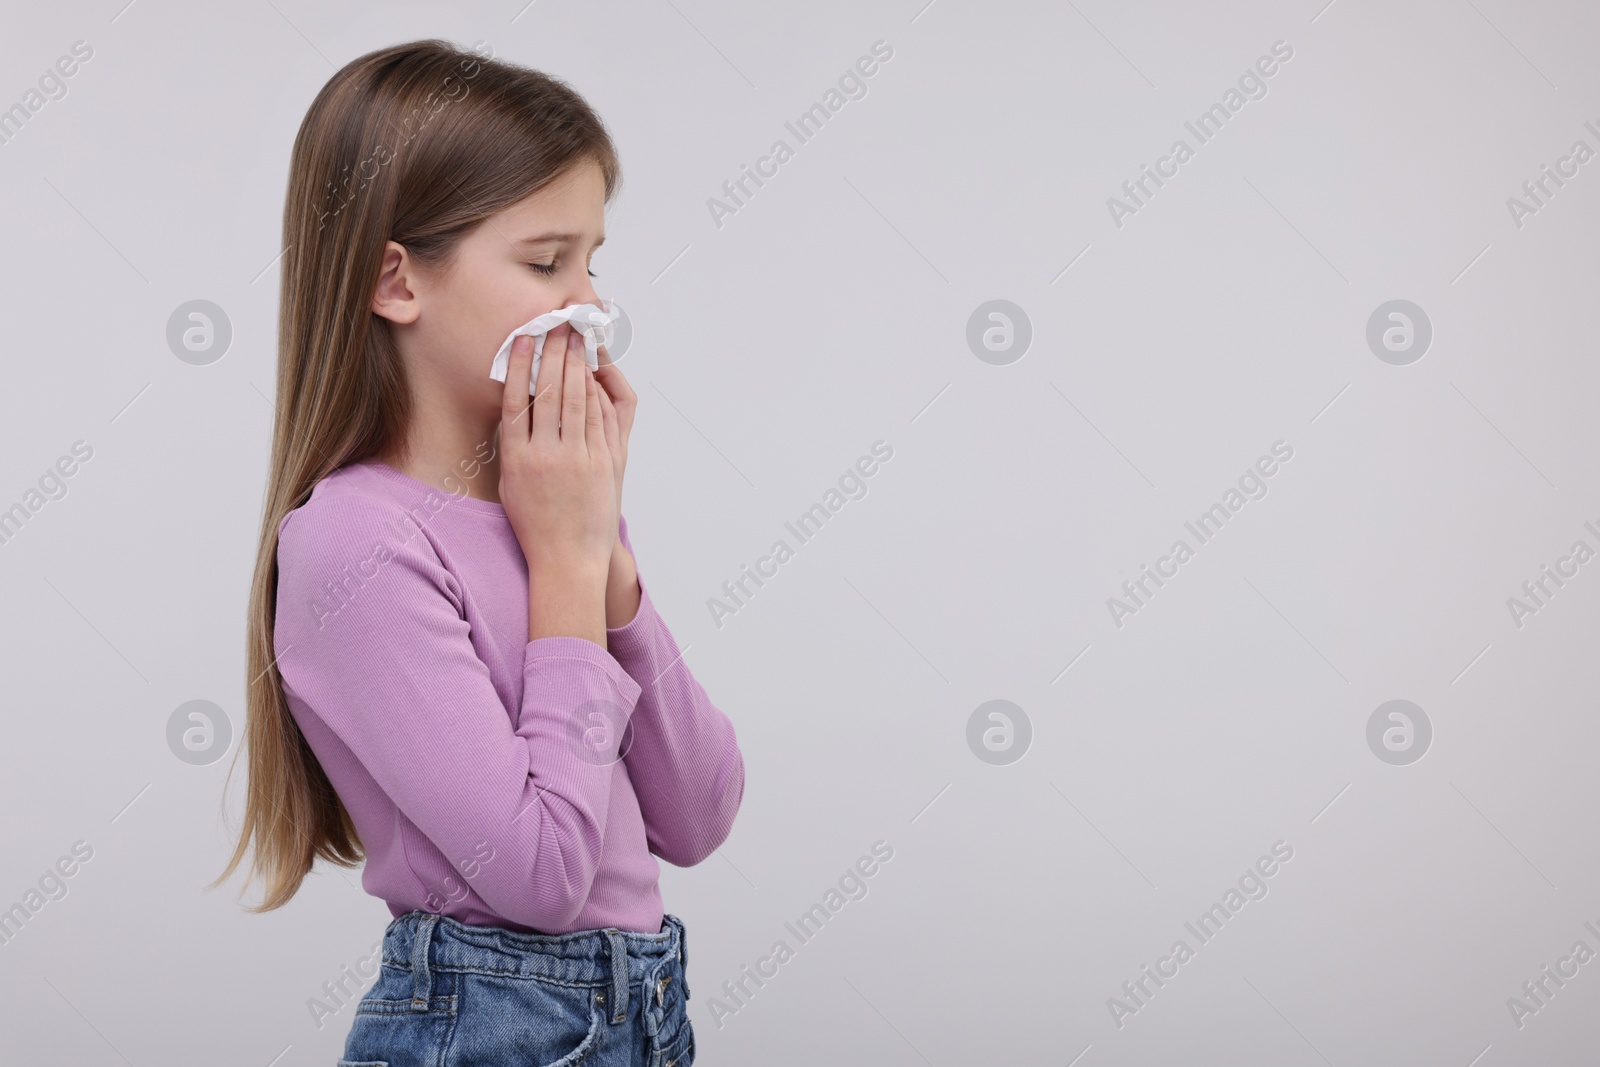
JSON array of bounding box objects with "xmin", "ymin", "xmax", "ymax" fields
[{"xmin": 546, "ymin": 289, "xmax": 601, "ymax": 335}]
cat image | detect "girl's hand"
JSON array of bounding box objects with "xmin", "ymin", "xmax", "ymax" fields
[
  {"xmin": 499, "ymin": 324, "xmax": 617, "ymax": 579},
  {"xmin": 593, "ymin": 343, "xmax": 642, "ymax": 628},
  {"xmin": 592, "ymin": 341, "xmax": 635, "ymax": 521}
]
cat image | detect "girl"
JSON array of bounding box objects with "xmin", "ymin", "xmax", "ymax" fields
[{"xmin": 212, "ymin": 38, "xmax": 744, "ymax": 1067}]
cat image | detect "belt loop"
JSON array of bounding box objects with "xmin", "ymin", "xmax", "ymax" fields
[
  {"xmin": 603, "ymin": 928, "xmax": 629, "ymax": 1023},
  {"xmin": 411, "ymin": 911, "xmax": 440, "ymax": 1011}
]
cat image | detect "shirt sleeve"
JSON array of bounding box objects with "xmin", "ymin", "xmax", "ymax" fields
[
  {"xmin": 273, "ymin": 496, "xmax": 642, "ymax": 931},
  {"xmin": 606, "ymin": 513, "xmax": 745, "ymax": 867}
]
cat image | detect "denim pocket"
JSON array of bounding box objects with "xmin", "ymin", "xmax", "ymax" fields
[
  {"xmin": 338, "ymin": 962, "xmax": 458, "ymax": 1067},
  {"xmin": 543, "ymin": 1007, "xmax": 602, "ymax": 1067},
  {"xmin": 659, "ymin": 1017, "xmax": 694, "ymax": 1067},
  {"xmin": 449, "ymin": 973, "xmax": 604, "ymax": 1067}
]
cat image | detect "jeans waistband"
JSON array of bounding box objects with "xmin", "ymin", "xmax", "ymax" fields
[{"xmin": 382, "ymin": 910, "xmax": 687, "ymax": 1025}]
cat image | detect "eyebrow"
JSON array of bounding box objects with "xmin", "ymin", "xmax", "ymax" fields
[{"xmin": 514, "ymin": 232, "xmax": 605, "ymax": 247}]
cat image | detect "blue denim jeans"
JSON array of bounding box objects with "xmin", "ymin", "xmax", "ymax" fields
[{"xmin": 337, "ymin": 910, "xmax": 695, "ymax": 1067}]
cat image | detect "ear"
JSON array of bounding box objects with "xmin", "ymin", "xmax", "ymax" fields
[{"xmin": 370, "ymin": 240, "xmax": 422, "ymax": 325}]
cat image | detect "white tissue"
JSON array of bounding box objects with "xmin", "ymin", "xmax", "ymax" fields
[{"xmin": 487, "ymin": 299, "xmax": 621, "ymax": 395}]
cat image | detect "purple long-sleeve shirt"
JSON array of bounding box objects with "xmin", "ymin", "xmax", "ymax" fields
[{"xmin": 272, "ymin": 458, "xmax": 744, "ymax": 934}]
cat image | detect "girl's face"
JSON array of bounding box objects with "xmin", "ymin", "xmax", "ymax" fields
[{"xmin": 374, "ymin": 158, "xmax": 608, "ymax": 420}]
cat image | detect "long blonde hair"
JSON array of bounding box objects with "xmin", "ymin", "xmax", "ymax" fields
[{"xmin": 210, "ymin": 38, "xmax": 621, "ymax": 911}]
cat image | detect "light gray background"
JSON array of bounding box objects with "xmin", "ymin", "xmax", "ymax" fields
[{"xmin": 1, "ymin": 0, "xmax": 1596, "ymax": 1064}]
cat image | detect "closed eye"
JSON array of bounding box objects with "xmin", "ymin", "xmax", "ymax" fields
[{"xmin": 527, "ymin": 262, "xmax": 598, "ymax": 278}]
